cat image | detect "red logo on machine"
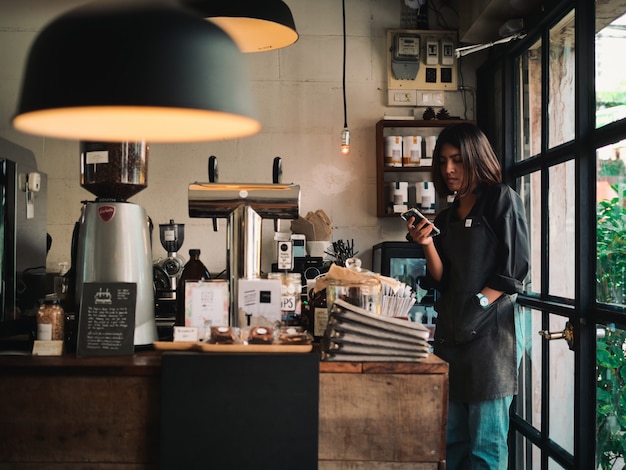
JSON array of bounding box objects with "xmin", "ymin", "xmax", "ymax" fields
[{"xmin": 98, "ymin": 205, "xmax": 115, "ymax": 222}]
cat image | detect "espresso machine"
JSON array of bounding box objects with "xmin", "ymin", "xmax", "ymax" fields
[
  {"xmin": 73, "ymin": 141, "xmax": 158, "ymax": 346},
  {"xmin": 188, "ymin": 157, "xmax": 300, "ymax": 326}
]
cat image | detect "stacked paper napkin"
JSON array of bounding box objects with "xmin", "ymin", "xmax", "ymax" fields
[{"xmin": 321, "ymin": 298, "xmax": 430, "ymax": 362}]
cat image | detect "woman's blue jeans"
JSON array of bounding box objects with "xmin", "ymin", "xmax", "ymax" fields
[{"xmin": 446, "ymin": 396, "xmax": 514, "ymax": 469}]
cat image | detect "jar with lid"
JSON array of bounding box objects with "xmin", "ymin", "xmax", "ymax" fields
[
  {"xmin": 37, "ymin": 294, "xmax": 65, "ymax": 341},
  {"xmin": 326, "ymin": 258, "xmax": 382, "ymax": 316},
  {"xmin": 268, "ymin": 272, "xmax": 302, "ymax": 326}
]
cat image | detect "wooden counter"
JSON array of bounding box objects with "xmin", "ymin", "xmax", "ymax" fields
[
  {"xmin": 0, "ymin": 352, "xmax": 162, "ymax": 470},
  {"xmin": 319, "ymin": 355, "xmax": 448, "ymax": 470},
  {"xmin": 0, "ymin": 351, "xmax": 448, "ymax": 469}
]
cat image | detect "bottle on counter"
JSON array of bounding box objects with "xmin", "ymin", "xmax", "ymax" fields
[
  {"xmin": 175, "ymin": 249, "xmax": 211, "ymax": 327},
  {"xmin": 37, "ymin": 294, "xmax": 65, "ymax": 341},
  {"xmin": 302, "ymin": 287, "xmax": 328, "ymax": 343}
]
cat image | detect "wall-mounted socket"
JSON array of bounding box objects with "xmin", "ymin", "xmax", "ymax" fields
[
  {"xmin": 387, "ymin": 89, "xmax": 417, "ymax": 106},
  {"xmin": 416, "ymin": 91, "xmax": 445, "ymax": 106}
]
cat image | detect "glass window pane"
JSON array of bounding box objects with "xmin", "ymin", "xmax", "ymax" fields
[
  {"xmin": 513, "ymin": 435, "xmax": 541, "ymax": 469},
  {"xmin": 548, "ymin": 458, "xmax": 567, "ymax": 469},
  {"xmin": 549, "ymin": 314, "xmax": 574, "ymax": 455},
  {"xmin": 596, "ymin": 144, "xmax": 626, "ymax": 307},
  {"xmin": 548, "ymin": 161, "xmax": 576, "ymax": 298},
  {"xmin": 549, "ymin": 11, "xmax": 576, "ymax": 148},
  {"xmin": 596, "ymin": 323, "xmax": 626, "ymax": 469},
  {"xmin": 596, "ymin": 11, "xmax": 626, "ymax": 127},
  {"xmin": 515, "ymin": 307, "xmax": 542, "ymax": 429},
  {"xmin": 517, "ymin": 39, "xmax": 542, "ymax": 161},
  {"xmin": 519, "ymin": 173, "xmax": 540, "ymax": 295}
]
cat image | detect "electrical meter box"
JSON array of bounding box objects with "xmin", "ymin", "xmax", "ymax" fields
[{"xmin": 387, "ymin": 29, "xmax": 458, "ymax": 91}]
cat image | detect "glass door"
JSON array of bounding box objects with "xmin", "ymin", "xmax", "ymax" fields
[{"xmin": 478, "ymin": 0, "xmax": 626, "ymax": 468}]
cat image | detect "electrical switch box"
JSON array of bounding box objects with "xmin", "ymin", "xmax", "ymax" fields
[
  {"xmin": 387, "ymin": 29, "xmax": 457, "ymax": 91},
  {"xmin": 441, "ymin": 39, "xmax": 454, "ymax": 65},
  {"xmin": 425, "ymin": 38, "xmax": 439, "ymax": 65}
]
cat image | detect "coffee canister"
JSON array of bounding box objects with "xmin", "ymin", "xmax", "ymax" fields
[
  {"xmin": 384, "ymin": 136, "xmax": 402, "ymax": 167},
  {"xmin": 389, "ymin": 181, "xmax": 408, "ymax": 210},
  {"xmin": 403, "ymin": 136, "xmax": 422, "ymax": 167},
  {"xmin": 424, "ymin": 135, "xmax": 437, "ymax": 159},
  {"xmin": 415, "ymin": 181, "xmax": 436, "ymax": 214}
]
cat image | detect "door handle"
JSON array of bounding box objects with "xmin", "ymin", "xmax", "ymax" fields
[{"xmin": 539, "ymin": 321, "xmax": 575, "ymax": 350}]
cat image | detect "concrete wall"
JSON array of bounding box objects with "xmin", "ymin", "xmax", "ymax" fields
[{"xmin": 0, "ymin": 0, "xmax": 484, "ymax": 275}]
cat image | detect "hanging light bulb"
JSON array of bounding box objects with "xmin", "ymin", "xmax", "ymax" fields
[
  {"xmin": 340, "ymin": 127, "xmax": 351, "ymax": 156},
  {"xmin": 339, "ymin": 0, "xmax": 350, "ymax": 156}
]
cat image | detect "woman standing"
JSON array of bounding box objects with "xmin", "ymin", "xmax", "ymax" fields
[{"xmin": 406, "ymin": 123, "xmax": 530, "ymax": 469}]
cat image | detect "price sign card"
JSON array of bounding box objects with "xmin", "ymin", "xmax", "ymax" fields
[{"xmin": 77, "ymin": 282, "xmax": 137, "ymax": 357}]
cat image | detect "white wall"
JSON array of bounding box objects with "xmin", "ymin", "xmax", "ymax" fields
[{"xmin": 0, "ymin": 0, "xmax": 483, "ymax": 276}]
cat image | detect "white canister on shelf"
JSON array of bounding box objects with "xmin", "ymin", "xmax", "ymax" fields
[
  {"xmin": 415, "ymin": 181, "xmax": 436, "ymax": 214},
  {"xmin": 389, "ymin": 181, "xmax": 409, "ymax": 213},
  {"xmin": 384, "ymin": 136, "xmax": 402, "ymax": 167},
  {"xmin": 423, "ymin": 135, "xmax": 437, "ymax": 165},
  {"xmin": 403, "ymin": 136, "xmax": 422, "ymax": 167}
]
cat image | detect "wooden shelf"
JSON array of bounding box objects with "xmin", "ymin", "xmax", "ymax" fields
[{"xmin": 375, "ymin": 119, "xmax": 474, "ymax": 217}]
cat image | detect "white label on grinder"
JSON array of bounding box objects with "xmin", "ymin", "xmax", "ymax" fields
[
  {"xmin": 86, "ymin": 150, "xmax": 109, "ymax": 164},
  {"xmin": 163, "ymin": 229, "xmax": 175, "ymax": 241}
]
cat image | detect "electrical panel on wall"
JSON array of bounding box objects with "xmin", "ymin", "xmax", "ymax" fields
[{"xmin": 387, "ymin": 29, "xmax": 457, "ymax": 92}]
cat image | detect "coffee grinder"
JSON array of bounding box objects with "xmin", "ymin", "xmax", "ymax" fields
[
  {"xmin": 154, "ymin": 220, "xmax": 185, "ymax": 327},
  {"xmin": 74, "ymin": 141, "xmax": 158, "ymax": 346}
]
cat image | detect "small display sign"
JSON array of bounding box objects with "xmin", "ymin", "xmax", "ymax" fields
[{"xmin": 76, "ymin": 282, "xmax": 137, "ymax": 357}]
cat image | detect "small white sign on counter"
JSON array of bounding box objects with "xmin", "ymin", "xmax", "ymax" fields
[
  {"xmin": 32, "ymin": 340, "xmax": 64, "ymax": 356},
  {"xmin": 183, "ymin": 280, "xmax": 229, "ymax": 338},
  {"xmin": 173, "ymin": 326, "xmax": 199, "ymax": 342},
  {"xmin": 238, "ymin": 279, "xmax": 282, "ymax": 327}
]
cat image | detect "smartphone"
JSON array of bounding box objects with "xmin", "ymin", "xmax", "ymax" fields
[{"xmin": 401, "ymin": 208, "xmax": 441, "ymax": 237}]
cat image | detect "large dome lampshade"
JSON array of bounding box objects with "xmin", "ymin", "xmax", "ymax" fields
[
  {"xmin": 13, "ymin": 0, "xmax": 261, "ymax": 142},
  {"xmin": 183, "ymin": 0, "xmax": 298, "ymax": 53}
]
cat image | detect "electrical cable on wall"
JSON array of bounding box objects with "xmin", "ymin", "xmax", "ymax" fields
[{"xmin": 340, "ymin": 0, "xmax": 351, "ymax": 156}]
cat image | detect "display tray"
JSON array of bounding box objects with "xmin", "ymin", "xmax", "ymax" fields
[{"xmin": 153, "ymin": 341, "xmax": 313, "ymax": 353}]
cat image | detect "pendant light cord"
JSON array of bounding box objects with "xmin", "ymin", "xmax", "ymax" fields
[{"xmin": 342, "ymin": 0, "xmax": 348, "ymax": 129}]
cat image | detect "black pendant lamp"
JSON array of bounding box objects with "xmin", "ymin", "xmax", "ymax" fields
[
  {"xmin": 13, "ymin": 0, "xmax": 261, "ymax": 142},
  {"xmin": 183, "ymin": 0, "xmax": 298, "ymax": 52}
]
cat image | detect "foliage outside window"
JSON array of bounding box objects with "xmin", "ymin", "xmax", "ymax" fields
[{"xmin": 596, "ymin": 181, "xmax": 626, "ymax": 469}]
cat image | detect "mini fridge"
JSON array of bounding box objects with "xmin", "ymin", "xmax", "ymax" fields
[{"xmin": 372, "ymin": 241, "xmax": 437, "ymax": 330}]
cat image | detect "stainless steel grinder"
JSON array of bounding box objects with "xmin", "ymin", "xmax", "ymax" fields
[{"xmin": 74, "ymin": 141, "xmax": 158, "ymax": 346}]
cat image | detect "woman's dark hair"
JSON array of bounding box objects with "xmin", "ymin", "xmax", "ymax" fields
[{"xmin": 431, "ymin": 123, "xmax": 502, "ymax": 197}]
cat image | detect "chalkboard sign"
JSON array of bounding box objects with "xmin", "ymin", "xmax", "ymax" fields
[{"xmin": 76, "ymin": 282, "xmax": 137, "ymax": 357}]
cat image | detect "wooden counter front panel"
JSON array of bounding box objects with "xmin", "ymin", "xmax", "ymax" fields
[
  {"xmin": 319, "ymin": 372, "xmax": 446, "ymax": 466},
  {"xmin": 0, "ymin": 375, "xmax": 160, "ymax": 468}
]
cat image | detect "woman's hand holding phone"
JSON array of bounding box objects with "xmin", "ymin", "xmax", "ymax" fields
[{"xmin": 401, "ymin": 208, "xmax": 440, "ymax": 242}]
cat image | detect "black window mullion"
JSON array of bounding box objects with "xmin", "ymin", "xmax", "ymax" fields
[
  {"xmin": 539, "ymin": 26, "xmax": 552, "ymax": 469},
  {"xmin": 574, "ymin": 0, "xmax": 597, "ymax": 468}
]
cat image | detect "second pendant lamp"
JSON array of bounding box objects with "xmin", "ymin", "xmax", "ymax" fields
[{"xmin": 183, "ymin": 0, "xmax": 299, "ymax": 52}]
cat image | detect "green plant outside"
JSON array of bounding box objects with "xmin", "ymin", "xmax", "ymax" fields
[{"xmin": 596, "ymin": 182, "xmax": 626, "ymax": 469}]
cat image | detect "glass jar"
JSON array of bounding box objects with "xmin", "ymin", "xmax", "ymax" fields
[
  {"xmin": 326, "ymin": 258, "xmax": 382, "ymax": 316},
  {"xmin": 268, "ymin": 272, "xmax": 302, "ymax": 325},
  {"xmin": 37, "ymin": 294, "xmax": 65, "ymax": 341}
]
